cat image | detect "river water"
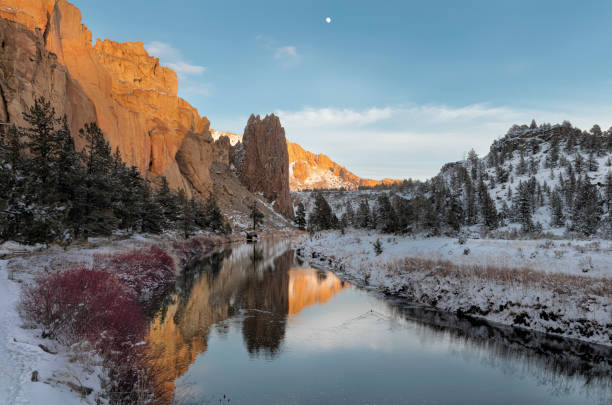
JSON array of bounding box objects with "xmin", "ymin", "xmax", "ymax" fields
[{"xmin": 146, "ymin": 239, "xmax": 611, "ymax": 404}]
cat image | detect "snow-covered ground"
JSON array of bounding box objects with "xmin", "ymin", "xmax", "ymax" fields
[
  {"xmin": 0, "ymin": 258, "xmax": 104, "ymax": 405},
  {"xmin": 0, "ymin": 235, "xmax": 186, "ymax": 405},
  {"xmin": 297, "ymin": 230, "xmax": 611, "ymax": 346}
]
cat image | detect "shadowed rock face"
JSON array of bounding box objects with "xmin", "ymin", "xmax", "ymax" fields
[
  {"xmin": 232, "ymin": 114, "xmax": 294, "ymax": 219},
  {"xmin": 0, "ymin": 0, "xmax": 212, "ymax": 196}
]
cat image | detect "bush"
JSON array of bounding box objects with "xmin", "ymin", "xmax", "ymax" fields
[
  {"xmin": 373, "ymin": 238, "xmax": 383, "ymax": 256},
  {"xmin": 20, "ymin": 268, "xmax": 144, "ymax": 348},
  {"xmin": 94, "ymin": 245, "xmax": 175, "ymax": 301}
]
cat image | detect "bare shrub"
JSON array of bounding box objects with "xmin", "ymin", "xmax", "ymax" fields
[
  {"xmin": 93, "ymin": 245, "xmax": 175, "ymax": 301},
  {"xmin": 20, "ymin": 268, "xmax": 144, "ymax": 347}
]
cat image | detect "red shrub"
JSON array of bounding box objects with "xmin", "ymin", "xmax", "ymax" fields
[
  {"xmin": 20, "ymin": 268, "xmax": 145, "ymax": 348},
  {"xmin": 94, "ymin": 246, "xmax": 176, "ymax": 301}
]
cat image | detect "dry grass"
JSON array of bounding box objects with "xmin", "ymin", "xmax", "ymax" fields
[{"xmin": 386, "ymin": 257, "xmax": 611, "ymax": 297}]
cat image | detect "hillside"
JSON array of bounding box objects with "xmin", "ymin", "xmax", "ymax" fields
[{"xmin": 293, "ymin": 121, "xmax": 612, "ymax": 238}]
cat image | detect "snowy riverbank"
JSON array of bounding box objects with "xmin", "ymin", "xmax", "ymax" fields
[
  {"xmin": 0, "ymin": 233, "xmax": 229, "ymax": 405},
  {"xmin": 297, "ymin": 231, "xmax": 611, "ymax": 346}
]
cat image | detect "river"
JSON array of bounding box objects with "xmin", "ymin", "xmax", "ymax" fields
[{"xmin": 145, "ymin": 239, "xmax": 611, "ymax": 404}]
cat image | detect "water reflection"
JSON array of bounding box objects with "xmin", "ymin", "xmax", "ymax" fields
[
  {"xmin": 146, "ymin": 239, "xmax": 349, "ymax": 402},
  {"xmin": 147, "ymin": 239, "xmax": 611, "ymax": 405}
]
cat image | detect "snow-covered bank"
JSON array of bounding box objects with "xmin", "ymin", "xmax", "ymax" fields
[
  {"xmin": 297, "ymin": 231, "xmax": 611, "ymax": 346},
  {"xmin": 0, "ymin": 259, "xmax": 105, "ymax": 405},
  {"xmin": 0, "ymin": 233, "xmax": 229, "ymax": 405}
]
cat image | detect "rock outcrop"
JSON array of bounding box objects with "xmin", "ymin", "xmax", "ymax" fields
[
  {"xmin": 287, "ymin": 141, "xmax": 402, "ymax": 190},
  {"xmin": 0, "ymin": 16, "xmax": 96, "ymax": 139},
  {"xmin": 0, "ymin": 0, "xmax": 212, "ymax": 196},
  {"xmin": 232, "ymin": 114, "xmax": 294, "ymax": 218}
]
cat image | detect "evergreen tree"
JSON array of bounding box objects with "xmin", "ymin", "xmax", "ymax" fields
[
  {"xmin": 249, "ymin": 200, "xmax": 264, "ymax": 231},
  {"xmin": 516, "ymin": 181, "xmax": 533, "ymax": 233},
  {"xmin": 478, "ymin": 180, "xmax": 498, "ymax": 229},
  {"xmin": 310, "ymin": 192, "xmax": 336, "ymax": 231},
  {"xmin": 156, "ymin": 176, "xmax": 179, "ymax": 227},
  {"xmin": 550, "ymin": 190, "xmax": 564, "ymax": 227},
  {"xmin": 572, "ymin": 180, "xmax": 602, "ymax": 235},
  {"xmin": 295, "ymin": 202, "xmax": 307, "ymax": 230},
  {"xmin": 356, "ymin": 199, "xmax": 371, "ymax": 228},
  {"xmin": 177, "ymin": 189, "xmax": 195, "ymax": 238}
]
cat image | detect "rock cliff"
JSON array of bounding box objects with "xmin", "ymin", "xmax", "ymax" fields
[
  {"xmin": 213, "ymin": 130, "xmax": 402, "ymax": 191},
  {"xmin": 0, "ymin": 16, "xmax": 96, "ymax": 140},
  {"xmin": 287, "ymin": 141, "xmax": 402, "ymax": 190},
  {"xmin": 231, "ymin": 114, "xmax": 294, "ymax": 218},
  {"xmin": 0, "ymin": 0, "xmax": 211, "ymax": 196}
]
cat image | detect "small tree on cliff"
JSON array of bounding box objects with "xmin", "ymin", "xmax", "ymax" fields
[
  {"xmin": 295, "ymin": 202, "xmax": 307, "ymax": 230},
  {"xmin": 249, "ymin": 200, "xmax": 264, "ymax": 231}
]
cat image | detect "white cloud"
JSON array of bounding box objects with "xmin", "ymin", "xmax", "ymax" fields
[
  {"xmin": 278, "ymin": 107, "xmax": 393, "ymax": 128},
  {"xmin": 256, "ymin": 36, "xmax": 302, "ymax": 68},
  {"xmin": 144, "ymin": 41, "xmax": 205, "ymax": 77},
  {"xmin": 274, "ymin": 103, "xmax": 612, "ymax": 180},
  {"xmin": 274, "ymin": 45, "xmax": 302, "ymax": 68}
]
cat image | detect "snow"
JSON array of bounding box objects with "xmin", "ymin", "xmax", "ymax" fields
[
  {"xmin": 210, "ymin": 129, "xmax": 242, "ymax": 146},
  {"xmin": 297, "ymin": 230, "xmax": 611, "ymax": 346},
  {"xmin": 0, "ymin": 234, "xmax": 185, "ymax": 404},
  {"xmin": 0, "ymin": 259, "xmax": 104, "ymax": 405}
]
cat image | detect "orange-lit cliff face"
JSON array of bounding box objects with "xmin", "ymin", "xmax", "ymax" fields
[
  {"xmin": 287, "ymin": 141, "xmax": 403, "ymax": 190},
  {"xmin": 0, "ymin": 0, "xmax": 212, "ymax": 195}
]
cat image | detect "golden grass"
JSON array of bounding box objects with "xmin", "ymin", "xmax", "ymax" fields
[{"xmin": 385, "ymin": 257, "xmax": 611, "ymax": 297}]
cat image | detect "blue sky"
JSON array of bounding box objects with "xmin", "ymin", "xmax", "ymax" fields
[{"xmin": 74, "ymin": 0, "xmax": 612, "ymax": 179}]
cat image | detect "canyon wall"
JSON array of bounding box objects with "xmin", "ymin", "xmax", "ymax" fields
[
  {"xmin": 0, "ymin": 0, "xmax": 212, "ymax": 196},
  {"xmin": 0, "ymin": 17, "xmax": 96, "ymax": 142}
]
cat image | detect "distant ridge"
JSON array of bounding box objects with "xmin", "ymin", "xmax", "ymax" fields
[{"xmin": 211, "ymin": 130, "xmax": 403, "ymax": 191}]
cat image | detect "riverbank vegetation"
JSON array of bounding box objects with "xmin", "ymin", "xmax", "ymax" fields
[{"xmin": 299, "ymin": 230, "xmax": 611, "ymax": 345}]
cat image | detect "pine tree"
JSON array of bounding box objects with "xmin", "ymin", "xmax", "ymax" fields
[
  {"xmin": 156, "ymin": 176, "xmax": 179, "ymax": 227},
  {"xmin": 249, "ymin": 200, "xmax": 264, "ymax": 231},
  {"xmin": 356, "ymin": 199, "xmax": 370, "ymax": 228},
  {"xmin": 295, "ymin": 202, "xmax": 307, "ymax": 230},
  {"xmin": 478, "ymin": 180, "xmax": 498, "ymax": 229},
  {"xmin": 177, "ymin": 189, "xmax": 195, "ymax": 238},
  {"xmin": 572, "ymin": 180, "xmax": 602, "ymax": 235},
  {"xmin": 550, "ymin": 190, "xmax": 564, "ymax": 227},
  {"xmin": 587, "ymin": 152, "xmax": 599, "ymax": 172},
  {"xmin": 310, "ymin": 192, "xmax": 336, "ymax": 231},
  {"xmin": 516, "ymin": 181, "xmax": 533, "ymax": 233}
]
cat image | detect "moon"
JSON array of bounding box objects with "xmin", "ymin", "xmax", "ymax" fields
[{"xmin": 325, "ymin": 17, "xmax": 331, "ymax": 23}]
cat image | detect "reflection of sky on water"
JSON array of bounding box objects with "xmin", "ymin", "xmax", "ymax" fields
[{"xmin": 146, "ymin": 239, "xmax": 610, "ymax": 405}]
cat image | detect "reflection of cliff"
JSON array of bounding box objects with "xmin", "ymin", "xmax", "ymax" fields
[
  {"xmin": 145, "ymin": 240, "xmax": 350, "ymax": 402},
  {"xmin": 288, "ymin": 270, "xmax": 349, "ymax": 315}
]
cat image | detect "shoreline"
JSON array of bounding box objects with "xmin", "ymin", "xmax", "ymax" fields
[{"xmin": 296, "ymin": 230, "xmax": 611, "ymax": 347}]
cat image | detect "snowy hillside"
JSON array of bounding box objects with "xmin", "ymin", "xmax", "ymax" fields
[{"xmin": 294, "ymin": 121, "xmax": 612, "ymax": 238}]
